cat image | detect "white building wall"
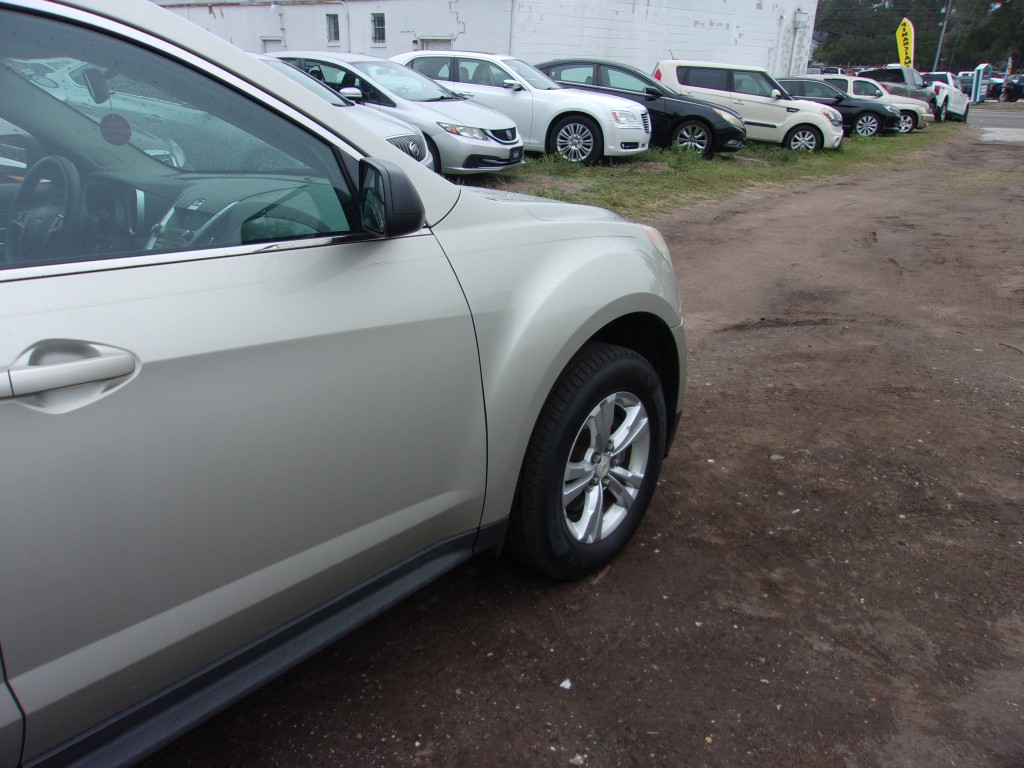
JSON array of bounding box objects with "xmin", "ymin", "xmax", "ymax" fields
[{"xmin": 156, "ymin": 0, "xmax": 816, "ymax": 76}]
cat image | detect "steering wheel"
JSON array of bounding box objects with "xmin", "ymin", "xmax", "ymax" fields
[{"xmin": 4, "ymin": 155, "xmax": 83, "ymax": 265}]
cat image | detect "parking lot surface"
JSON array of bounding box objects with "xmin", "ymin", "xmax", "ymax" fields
[{"xmin": 146, "ymin": 125, "xmax": 1023, "ymax": 768}]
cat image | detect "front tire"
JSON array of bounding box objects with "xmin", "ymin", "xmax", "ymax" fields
[
  {"xmin": 853, "ymin": 112, "xmax": 881, "ymax": 137},
  {"xmin": 425, "ymin": 136, "xmax": 442, "ymax": 174},
  {"xmin": 509, "ymin": 342, "xmax": 667, "ymax": 580},
  {"xmin": 671, "ymin": 119, "xmax": 712, "ymax": 155},
  {"xmin": 897, "ymin": 111, "xmax": 917, "ymax": 134},
  {"xmin": 784, "ymin": 125, "xmax": 823, "ymax": 151},
  {"xmin": 550, "ymin": 115, "xmax": 602, "ymax": 165}
]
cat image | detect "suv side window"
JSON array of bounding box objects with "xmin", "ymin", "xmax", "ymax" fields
[
  {"xmin": 2, "ymin": 12, "xmax": 358, "ymax": 268},
  {"xmin": 732, "ymin": 71, "xmax": 774, "ymax": 96},
  {"xmin": 680, "ymin": 67, "xmax": 729, "ymax": 91},
  {"xmin": 825, "ymin": 78, "xmax": 850, "ymax": 93},
  {"xmin": 852, "ymin": 80, "xmax": 884, "ymax": 97}
]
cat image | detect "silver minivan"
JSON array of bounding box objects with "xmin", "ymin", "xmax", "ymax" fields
[{"xmin": 0, "ymin": 0, "xmax": 685, "ymax": 765}]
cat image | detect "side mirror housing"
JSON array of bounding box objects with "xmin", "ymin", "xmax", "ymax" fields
[
  {"xmin": 502, "ymin": 78, "xmax": 523, "ymax": 90},
  {"xmin": 339, "ymin": 86, "xmax": 363, "ymax": 101},
  {"xmin": 770, "ymin": 88, "xmax": 782, "ymax": 100},
  {"xmin": 644, "ymin": 86, "xmax": 661, "ymax": 100},
  {"xmin": 358, "ymin": 158, "xmax": 425, "ymax": 238}
]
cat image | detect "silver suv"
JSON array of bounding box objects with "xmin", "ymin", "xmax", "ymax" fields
[{"xmin": 0, "ymin": 1, "xmax": 686, "ymax": 765}]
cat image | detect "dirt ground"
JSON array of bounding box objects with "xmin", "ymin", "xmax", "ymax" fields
[{"xmin": 146, "ymin": 127, "xmax": 1023, "ymax": 767}]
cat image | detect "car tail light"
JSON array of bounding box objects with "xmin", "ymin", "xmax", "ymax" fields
[
  {"xmin": 653, "ymin": 68, "xmax": 662, "ymax": 81},
  {"xmin": 934, "ymin": 84, "xmax": 941, "ymax": 94}
]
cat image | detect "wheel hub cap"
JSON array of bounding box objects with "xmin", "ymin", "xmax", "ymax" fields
[{"xmin": 561, "ymin": 392, "xmax": 651, "ymax": 543}]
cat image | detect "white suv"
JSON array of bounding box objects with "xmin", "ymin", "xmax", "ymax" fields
[
  {"xmin": 653, "ymin": 60, "xmax": 844, "ymax": 151},
  {"xmin": 393, "ymin": 51, "xmax": 651, "ymax": 165}
]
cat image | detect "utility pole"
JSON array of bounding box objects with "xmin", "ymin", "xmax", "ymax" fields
[{"xmin": 933, "ymin": 0, "xmax": 954, "ymax": 70}]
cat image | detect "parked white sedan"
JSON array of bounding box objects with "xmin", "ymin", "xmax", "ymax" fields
[{"xmin": 393, "ymin": 51, "xmax": 652, "ymax": 165}]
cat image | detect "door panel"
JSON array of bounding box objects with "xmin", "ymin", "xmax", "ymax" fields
[
  {"xmin": 0, "ymin": 675, "xmax": 20, "ymax": 768},
  {"xmin": 0, "ymin": 235, "xmax": 485, "ymax": 759},
  {"xmin": 0, "ymin": 9, "xmax": 485, "ymax": 761}
]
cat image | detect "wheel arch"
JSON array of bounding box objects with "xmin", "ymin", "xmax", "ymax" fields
[
  {"xmin": 669, "ymin": 116, "xmax": 714, "ymax": 150},
  {"xmin": 431, "ymin": 191, "xmax": 686, "ymax": 535},
  {"xmin": 491, "ymin": 303, "xmax": 683, "ymax": 531},
  {"xmin": 783, "ymin": 122, "xmax": 823, "ymax": 149},
  {"xmin": 545, "ymin": 110, "xmax": 604, "ymax": 154},
  {"xmin": 590, "ymin": 313, "xmax": 682, "ymax": 434}
]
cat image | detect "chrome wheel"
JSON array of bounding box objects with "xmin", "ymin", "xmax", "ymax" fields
[
  {"xmin": 854, "ymin": 113, "xmax": 881, "ymax": 137},
  {"xmin": 552, "ymin": 116, "xmax": 599, "ymax": 164},
  {"xmin": 897, "ymin": 112, "xmax": 915, "ymax": 133},
  {"xmin": 562, "ymin": 391, "xmax": 651, "ymax": 543},
  {"xmin": 786, "ymin": 126, "xmax": 821, "ymax": 151},
  {"xmin": 509, "ymin": 341, "xmax": 666, "ymax": 580},
  {"xmin": 673, "ymin": 120, "xmax": 710, "ymax": 153}
]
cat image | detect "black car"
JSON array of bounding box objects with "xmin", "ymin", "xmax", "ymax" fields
[
  {"xmin": 536, "ymin": 58, "xmax": 746, "ymax": 156},
  {"xmin": 989, "ymin": 74, "xmax": 1023, "ymax": 102},
  {"xmin": 778, "ymin": 77, "xmax": 902, "ymax": 137}
]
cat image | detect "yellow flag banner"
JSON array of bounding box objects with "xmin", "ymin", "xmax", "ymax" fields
[{"xmin": 896, "ymin": 18, "xmax": 915, "ymax": 67}]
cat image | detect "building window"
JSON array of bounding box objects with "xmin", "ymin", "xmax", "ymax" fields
[
  {"xmin": 371, "ymin": 13, "xmax": 385, "ymax": 45},
  {"xmin": 326, "ymin": 13, "xmax": 340, "ymax": 43}
]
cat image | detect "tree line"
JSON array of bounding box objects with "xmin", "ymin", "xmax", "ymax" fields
[{"xmin": 814, "ymin": 0, "xmax": 1023, "ymax": 72}]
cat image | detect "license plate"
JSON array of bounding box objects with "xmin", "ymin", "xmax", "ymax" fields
[{"xmin": 510, "ymin": 147, "xmax": 523, "ymax": 162}]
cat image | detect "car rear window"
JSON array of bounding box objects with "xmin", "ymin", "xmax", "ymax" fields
[
  {"xmin": 409, "ymin": 57, "xmax": 451, "ymax": 79},
  {"xmin": 861, "ymin": 69, "xmax": 900, "ymax": 83}
]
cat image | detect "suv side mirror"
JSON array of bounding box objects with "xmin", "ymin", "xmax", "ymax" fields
[
  {"xmin": 502, "ymin": 79, "xmax": 523, "ymax": 90},
  {"xmin": 339, "ymin": 86, "xmax": 363, "ymax": 101},
  {"xmin": 770, "ymin": 88, "xmax": 782, "ymax": 99},
  {"xmin": 644, "ymin": 86, "xmax": 661, "ymax": 100},
  {"xmin": 83, "ymin": 67, "xmax": 112, "ymax": 104},
  {"xmin": 358, "ymin": 158, "xmax": 425, "ymax": 238}
]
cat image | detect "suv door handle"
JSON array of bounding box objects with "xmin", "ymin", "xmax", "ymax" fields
[{"xmin": 5, "ymin": 349, "xmax": 135, "ymax": 397}]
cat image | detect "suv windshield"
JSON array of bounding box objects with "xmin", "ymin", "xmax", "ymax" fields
[{"xmin": 349, "ymin": 60, "xmax": 459, "ymax": 102}]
